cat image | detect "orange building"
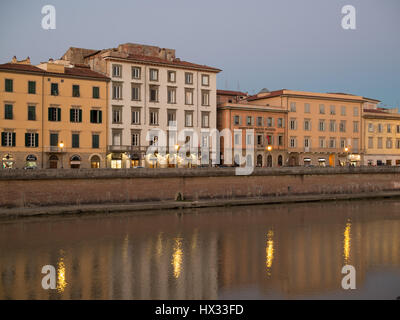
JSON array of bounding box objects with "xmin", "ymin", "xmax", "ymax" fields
[{"xmin": 217, "ymin": 98, "xmax": 287, "ymax": 167}]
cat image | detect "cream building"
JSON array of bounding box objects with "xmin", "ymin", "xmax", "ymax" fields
[{"xmin": 62, "ymin": 44, "xmax": 221, "ymax": 168}]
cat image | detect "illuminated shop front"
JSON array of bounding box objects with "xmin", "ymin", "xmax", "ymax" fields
[
  {"xmin": 25, "ymin": 154, "xmax": 37, "ymax": 169},
  {"xmin": 2, "ymin": 154, "xmax": 14, "ymax": 169}
]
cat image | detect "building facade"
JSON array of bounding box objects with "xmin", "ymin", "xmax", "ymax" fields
[
  {"xmin": 245, "ymin": 90, "xmax": 365, "ymax": 167},
  {"xmin": 0, "ymin": 57, "xmax": 109, "ymax": 169},
  {"xmin": 363, "ymin": 106, "xmax": 400, "ymax": 166},
  {"xmin": 62, "ymin": 43, "xmax": 221, "ymax": 168},
  {"xmin": 217, "ymin": 102, "xmax": 287, "ymax": 167}
]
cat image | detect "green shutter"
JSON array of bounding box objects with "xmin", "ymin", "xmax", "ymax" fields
[
  {"xmin": 12, "ymin": 132, "xmax": 16, "ymax": 147},
  {"xmin": 5, "ymin": 79, "xmax": 13, "ymax": 92},
  {"xmin": 25, "ymin": 133, "xmax": 29, "ymax": 147},
  {"xmin": 48, "ymin": 108, "xmax": 52, "ymax": 121},
  {"xmin": 70, "ymin": 109, "xmax": 74, "ymax": 122},
  {"xmin": 57, "ymin": 108, "xmax": 61, "ymax": 121},
  {"xmin": 99, "ymin": 110, "xmax": 102, "ymax": 123},
  {"xmin": 90, "ymin": 110, "xmax": 94, "ymax": 123},
  {"xmin": 5, "ymin": 105, "xmax": 13, "ymax": 119},
  {"xmin": 79, "ymin": 109, "xmax": 82, "ymax": 122},
  {"xmin": 1, "ymin": 132, "xmax": 6, "ymax": 146},
  {"xmin": 92, "ymin": 135, "xmax": 99, "ymax": 148},
  {"xmin": 35, "ymin": 133, "xmax": 39, "ymax": 147}
]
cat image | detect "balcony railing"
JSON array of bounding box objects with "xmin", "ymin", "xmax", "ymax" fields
[{"xmin": 44, "ymin": 146, "xmax": 68, "ymax": 153}]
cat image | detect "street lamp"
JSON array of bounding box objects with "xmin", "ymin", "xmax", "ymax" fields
[
  {"xmin": 267, "ymin": 145, "xmax": 272, "ymax": 152},
  {"xmin": 344, "ymin": 147, "xmax": 350, "ymax": 166},
  {"xmin": 59, "ymin": 141, "xmax": 64, "ymax": 169}
]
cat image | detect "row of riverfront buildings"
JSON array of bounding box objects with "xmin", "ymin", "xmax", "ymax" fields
[{"xmin": 1, "ymin": 42, "xmax": 400, "ymax": 169}]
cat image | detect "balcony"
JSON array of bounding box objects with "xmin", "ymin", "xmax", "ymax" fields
[{"xmin": 44, "ymin": 146, "xmax": 68, "ymax": 153}]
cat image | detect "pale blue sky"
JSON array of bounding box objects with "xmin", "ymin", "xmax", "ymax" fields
[{"xmin": 1, "ymin": 0, "xmax": 399, "ymax": 107}]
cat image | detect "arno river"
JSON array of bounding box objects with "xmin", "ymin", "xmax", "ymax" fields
[{"xmin": 1, "ymin": 199, "xmax": 399, "ymax": 300}]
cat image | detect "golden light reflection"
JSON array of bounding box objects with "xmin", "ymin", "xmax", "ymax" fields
[
  {"xmin": 171, "ymin": 238, "xmax": 183, "ymax": 279},
  {"xmin": 266, "ymin": 230, "xmax": 274, "ymax": 276},
  {"xmin": 343, "ymin": 220, "xmax": 352, "ymax": 264},
  {"xmin": 156, "ymin": 232, "xmax": 163, "ymax": 257},
  {"xmin": 57, "ymin": 251, "xmax": 67, "ymax": 293}
]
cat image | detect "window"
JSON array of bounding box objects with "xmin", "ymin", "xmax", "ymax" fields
[
  {"xmin": 28, "ymin": 105, "xmax": 36, "ymax": 121},
  {"xmin": 319, "ymin": 120, "xmax": 325, "ymax": 132},
  {"xmin": 72, "ymin": 85, "xmax": 80, "ymax": 97},
  {"xmin": 257, "ymin": 117, "xmax": 263, "ymax": 126},
  {"xmin": 93, "ymin": 87, "xmax": 100, "ymax": 99},
  {"xmin": 319, "ymin": 137, "xmax": 326, "ymax": 148},
  {"xmin": 131, "ymin": 108, "xmax": 141, "ymax": 124},
  {"xmin": 72, "ymin": 134, "xmax": 80, "ymax": 148},
  {"xmin": 150, "ymin": 86, "xmax": 159, "ymax": 102},
  {"xmin": 278, "ymin": 135, "xmax": 283, "ymax": 146},
  {"xmin": 304, "ymin": 103, "xmax": 310, "ymax": 113},
  {"xmin": 353, "ymin": 107, "xmax": 359, "ymax": 116},
  {"xmin": 319, "ymin": 104, "xmax": 325, "ymax": 114},
  {"xmin": 149, "ymin": 69, "xmax": 158, "ymax": 81},
  {"xmin": 167, "ymin": 110, "xmax": 176, "ymax": 127},
  {"xmin": 290, "ymin": 118, "xmax": 297, "ymax": 130},
  {"xmin": 149, "ymin": 109, "xmax": 159, "ymax": 125},
  {"xmin": 202, "ymin": 74, "xmax": 209, "ymax": 86},
  {"xmin": 132, "ymin": 67, "xmax": 141, "ymax": 79},
  {"xmin": 234, "ymin": 115, "xmax": 240, "ymax": 125},
  {"xmin": 112, "ymin": 107, "xmax": 122, "ymax": 124},
  {"xmin": 51, "ymin": 83, "xmax": 59, "ymax": 96},
  {"xmin": 396, "ymin": 139, "xmax": 400, "ymax": 149},
  {"xmin": 28, "ymin": 81, "xmax": 36, "ymax": 94},
  {"xmin": 386, "ymin": 138, "xmax": 393, "ymax": 149},
  {"xmin": 4, "ymin": 104, "xmax": 13, "ymax": 119},
  {"xmin": 5, "ymin": 79, "xmax": 13, "ymax": 92},
  {"xmin": 168, "ymin": 71, "xmax": 176, "ymax": 83},
  {"xmin": 339, "ymin": 120, "xmax": 346, "ymax": 132},
  {"xmin": 70, "ymin": 108, "xmax": 82, "ymax": 123},
  {"xmin": 131, "ymin": 84, "xmax": 140, "ymax": 101},
  {"xmin": 201, "ymin": 90, "xmax": 210, "ymax": 106},
  {"xmin": 353, "ymin": 139, "xmax": 359, "ymax": 152},
  {"xmin": 277, "ymin": 118, "xmax": 284, "ymax": 128},
  {"xmin": 340, "ymin": 138, "xmax": 346, "ymax": 148},
  {"xmin": 353, "ymin": 121, "xmax": 359, "ymax": 133},
  {"xmin": 329, "ymin": 137, "xmax": 336, "ymax": 148},
  {"xmin": 368, "ymin": 123, "xmax": 374, "ymax": 132},
  {"xmin": 341, "ymin": 106, "xmax": 346, "ymax": 116},
  {"xmin": 290, "ymin": 137, "xmax": 297, "ymax": 148},
  {"xmin": 368, "ymin": 137, "xmax": 373, "ymax": 149},
  {"xmin": 185, "ymin": 111, "xmax": 193, "ymax": 127},
  {"xmin": 378, "ymin": 137, "xmax": 383, "ymax": 149},
  {"xmin": 112, "ymin": 83, "xmax": 122, "ymax": 100},
  {"xmin": 387, "ymin": 124, "xmax": 391, "ymax": 133},
  {"xmin": 304, "ymin": 137, "xmax": 310, "ymax": 148},
  {"xmin": 267, "ymin": 117, "xmax": 274, "ymax": 127},
  {"xmin": 1, "ymin": 132, "xmax": 15, "ymax": 147},
  {"xmin": 234, "ymin": 133, "xmax": 241, "ymax": 145},
  {"xmin": 266, "ymin": 135, "xmax": 273, "ymax": 145},
  {"xmin": 257, "ymin": 134, "xmax": 263, "ymax": 145},
  {"xmin": 25, "ymin": 132, "xmax": 38, "ymax": 148},
  {"xmin": 90, "ymin": 109, "xmax": 102, "ymax": 123},
  {"xmin": 185, "ymin": 72, "xmax": 193, "ymax": 85},
  {"xmin": 48, "ymin": 107, "xmax": 61, "ymax": 122},
  {"xmin": 185, "ymin": 89, "xmax": 193, "ymax": 105},
  {"xmin": 247, "ymin": 116, "xmax": 253, "ymax": 126},
  {"xmin": 132, "ymin": 132, "xmax": 140, "ymax": 146},
  {"xmin": 397, "ymin": 125, "xmax": 400, "ymax": 134},
  {"xmin": 330, "ymin": 105, "xmax": 336, "ymax": 115},
  {"xmin": 290, "ymin": 102, "xmax": 296, "ymax": 112},
  {"xmin": 112, "ymin": 131, "xmax": 121, "ymax": 146},
  {"xmin": 201, "ymin": 112, "xmax": 210, "ymax": 128},
  {"xmin": 112, "ymin": 64, "xmax": 122, "ymax": 77},
  {"xmin": 50, "ymin": 133, "xmax": 59, "ymax": 147},
  {"xmin": 92, "ymin": 134, "xmax": 100, "ymax": 149},
  {"xmin": 168, "ymin": 87, "xmax": 176, "ymax": 104},
  {"xmin": 378, "ymin": 124, "xmax": 383, "ymax": 133},
  {"xmin": 329, "ymin": 120, "xmax": 336, "ymax": 132},
  {"xmin": 304, "ymin": 119, "xmax": 311, "ymax": 131}
]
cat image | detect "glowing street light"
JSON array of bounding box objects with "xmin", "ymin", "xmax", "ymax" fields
[
  {"xmin": 59, "ymin": 141, "xmax": 64, "ymax": 168},
  {"xmin": 267, "ymin": 145, "xmax": 272, "ymax": 152},
  {"xmin": 174, "ymin": 144, "xmax": 180, "ymax": 168}
]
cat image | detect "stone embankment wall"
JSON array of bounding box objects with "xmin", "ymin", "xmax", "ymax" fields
[{"xmin": 1, "ymin": 167, "xmax": 400, "ymax": 208}]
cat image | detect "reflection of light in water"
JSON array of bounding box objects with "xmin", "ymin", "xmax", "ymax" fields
[
  {"xmin": 122, "ymin": 234, "xmax": 129, "ymax": 261},
  {"xmin": 57, "ymin": 250, "xmax": 67, "ymax": 293},
  {"xmin": 343, "ymin": 220, "xmax": 352, "ymax": 264},
  {"xmin": 266, "ymin": 230, "xmax": 274, "ymax": 276},
  {"xmin": 191, "ymin": 229, "xmax": 198, "ymax": 251},
  {"xmin": 156, "ymin": 232, "xmax": 163, "ymax": 256},
  {"xmin": 172, "ymin": 238, "xmax": 183, "ymax": 279}
]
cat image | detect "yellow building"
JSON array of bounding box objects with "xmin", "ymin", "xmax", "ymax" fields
[
  {"xmin": 0, "ymin": 57, "xmax": 109, "ymax": 169},
  {"xmin": 245, "ymin": 89, "xmax": 365, "ymax": 167},
  {"xmin": 363, "ymin": 103, "xmax": 400, "ymax": 166}
]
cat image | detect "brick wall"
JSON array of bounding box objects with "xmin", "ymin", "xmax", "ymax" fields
[{"xmin": 1, "ymin": 167, "xmax": 400, "ymax": 208}]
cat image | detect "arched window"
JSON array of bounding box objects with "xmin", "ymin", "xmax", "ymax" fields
[
  {"xmin": 49, "ymin": 155, "xmax": 58, "ymax": 169},
  {"xmin": 278, "ymin": 155, "xmax": 283, "ymax": 167},
  {"xmin": 70, "ymin": 155, "xmax": 81, "ymax": 169},
  {"xmin": 256, "ymin": 155, "xmax": 263, "ymax": 167},
  {"xmin": 267, "ymin": 155, "xmax": 273, "ymax": 167}
]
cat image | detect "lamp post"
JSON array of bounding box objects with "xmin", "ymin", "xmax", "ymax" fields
[
  {"xmin": 344, "ymin": 147, "xmax": 349, "ymax": 166},
  {"xmin": 174, "ymin": 144, "xmax": 180, "ymax": 168},
  {"xmin": 266, "ymin": 145, "xmax": 272, "ymax": 167},
  {"xmin": 59, "ymin": 141, "xmax": 64, "ymax": 169}
]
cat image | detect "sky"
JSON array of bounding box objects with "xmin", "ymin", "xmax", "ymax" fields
[{"xmin": 0, "ymin": 0, "xmax": 399, "ymax": 107}]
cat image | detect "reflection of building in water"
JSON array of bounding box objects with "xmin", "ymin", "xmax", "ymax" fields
[{"xmin": 0, "ymin": 203, "xmax": 399, "ymax": 299}]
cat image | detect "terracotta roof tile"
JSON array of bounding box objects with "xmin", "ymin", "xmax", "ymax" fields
[{"xmin": 217, "ymin": 90, "xmax": 248, "ymax": 96}]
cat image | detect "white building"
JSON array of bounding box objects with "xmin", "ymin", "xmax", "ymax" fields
[{"xmin": 62, "ymin": 44, "xmax": 221, "ymax": 168}]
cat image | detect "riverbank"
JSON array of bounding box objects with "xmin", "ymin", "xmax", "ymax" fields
[{"xmin": 1, "ymin": 190, "xmax": 400, "ymax": 219}]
